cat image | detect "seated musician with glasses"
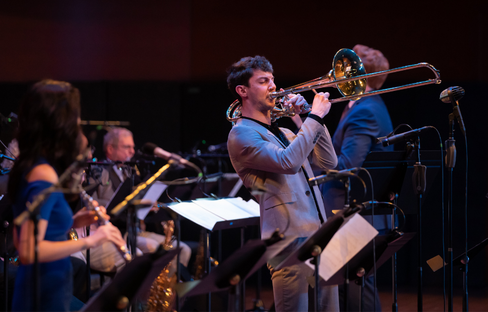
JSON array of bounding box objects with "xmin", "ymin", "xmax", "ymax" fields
[
  {"xmin": 226, "ymin": 55, "xmax": 339, "ymax": 311},
  {"xmin": 88, "ymin": 127, "xmax": 192, "ymax": 276}
]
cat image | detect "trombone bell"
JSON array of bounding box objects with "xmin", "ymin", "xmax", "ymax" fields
[{"xmin": 333, "ymin": 48, "xmax": 367, "ymax": 98}]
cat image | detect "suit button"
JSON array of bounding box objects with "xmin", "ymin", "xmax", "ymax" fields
[{"xmin": 305, "ymin": 191, "xmax": 311, "ymax": 196}]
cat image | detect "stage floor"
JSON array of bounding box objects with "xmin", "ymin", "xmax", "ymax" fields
[{"xmin": 243, "ymin": 285, "xmax": 488, "ymax": 311}]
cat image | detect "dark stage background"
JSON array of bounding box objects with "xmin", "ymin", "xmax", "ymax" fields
[{"xmin": 0, "ymin": 0, "xmax": 487, "ymax": 301}]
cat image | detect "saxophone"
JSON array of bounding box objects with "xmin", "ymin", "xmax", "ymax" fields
[
  {"xmin": 146, "ymin": 220, "xmax": 177, "ymax": 312},
  {"xmin": 146, "ymin": 262, "xmax": 177, "ymax": 312}
]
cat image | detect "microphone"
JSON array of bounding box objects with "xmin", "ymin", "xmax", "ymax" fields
[
  {"xmin": 439, "ymin": 86, "xmax": 465, "ymax": 104},
  {"xmin": 439, "ymin": 86, "xmax": 466, "ymax": 135},
  {"xmin": 141, "ymin": 142, "xmax": 189, "ymax": 166},
  {"xmin": 208, "ymin": 142, "xmax": 228, "ymax": 153},
  {"xmin": 309, "ymin": 168, "xmax": 359, "ymax": 186},
  {"xmin": 379, "ymin": 126, "xmax": 431, "ymax": 147}
]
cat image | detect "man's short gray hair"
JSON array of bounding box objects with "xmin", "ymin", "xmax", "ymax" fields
[{"xmin": 103, "ymin": 127, "xmax": 133, "ymax": 153}]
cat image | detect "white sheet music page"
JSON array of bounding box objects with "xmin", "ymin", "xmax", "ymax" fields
[
  {"xmin": 306, "ymin": 214, "xmax": 378, "ymax": 282},
  {"xmin": 166, "ymin": 202, "xmax": 224, "ymax": 230},
  {"xmin": 224, "ymin": 197, "xmax": 260, "ymax": 217},
  {"xmin": 191, "ymin": 198, "xmax": 257, "ymax": 220}
]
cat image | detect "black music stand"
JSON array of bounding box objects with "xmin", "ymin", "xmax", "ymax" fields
[
  {"xmin": 274, "ymin": 207, "xmax": 380, "ymax": 312},
  {"xmin": 354, "ymin": 150, "xmax": 441, "ymax": 214},
  {"xmin": 321, "ymin": 232, "xmax": 414, "ymax": 312},
  {"xmin": 81, "ymin": 247, "xmax": 180, "ymax": 311},
  {"xmin": 353, "ymin": 150, "xmax": 440, "ymax": 312},
  {"xmin": 105, "ymin": 178, "xmax": 134, "ymax": 214},
  {"xmin": 174, "ymin": 231, "xmax": 292, "ymax": 312},
  {"xmin": 323, "ymin": 232, "xmax": 415, "ymax": 285},
  {"xmin": 451, "ymin": 237, "xmax": 488, "ymax": 312}
]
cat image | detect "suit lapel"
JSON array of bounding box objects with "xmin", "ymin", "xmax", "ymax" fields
[
  {"xmin": 108, "ymin": 166, "xmax": 122, "ymax": 191},
  {"xmin": 237, "ymin": 118, "xmax": 287, "ymax": 148}
]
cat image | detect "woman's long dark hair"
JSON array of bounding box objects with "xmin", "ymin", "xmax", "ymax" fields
[{"xmin": 8, "ymin": 79, "xmax": 82, "ymax": 200}]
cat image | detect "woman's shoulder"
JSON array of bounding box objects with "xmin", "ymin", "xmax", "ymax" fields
[{"xmin": 25, "ymin": 163, "xmax": 58, "ymax": 184}]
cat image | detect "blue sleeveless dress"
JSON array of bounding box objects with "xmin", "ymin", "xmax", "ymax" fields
[{"xmin": 12, "ymin": 159, "xmax": 74, "ymax": 311}]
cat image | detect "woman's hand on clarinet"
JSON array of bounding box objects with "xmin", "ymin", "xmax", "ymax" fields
[
  {"xmin": 72, "ymin": 201, "xmax": 110, "ymax": 228},
  {"xmin": 85, "ymin": 223, "xmax": 126, "ymax": 249}
]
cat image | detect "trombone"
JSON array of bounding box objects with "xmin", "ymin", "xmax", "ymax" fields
[{"xmin": 226, "ymin": 48, "xmax": 441, "ymax": 123}]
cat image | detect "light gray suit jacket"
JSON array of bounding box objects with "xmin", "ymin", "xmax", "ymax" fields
[{"xmin": 227, "ymin": 117, "xmax": 337, "ymax": 239}]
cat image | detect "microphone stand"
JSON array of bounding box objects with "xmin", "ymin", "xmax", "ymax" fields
[
  {"xmin": 83, "ymin": 166, "xmax": 93, "ymax": 302},
  {"xmin": 14, "ymin": 185, "xmax": 67, "ymax": 311},
  {"xmin": 14, "ymin": 186, "xmax": 61, "ymax": 311},
  {"xmin": 445, "ymin": 114, "xmax": 456, "ymax": 312},
  {"xmin": 32, "ymin": 213, "xmax": 41, "ymax": 311},
  {"xmin": 2, "ymin": 221, "xmax": 8, "ymax": 312},
  {"xmin": 343, "ymin": 178, "xmax": 351, "ymax": 312},
  {"xmin": 412, "ymin": 137, "xmax": 426, "ymax": 312},
  {"xmin": 391, "ymin": 194, "xmax": 399, "ymax": 312}
]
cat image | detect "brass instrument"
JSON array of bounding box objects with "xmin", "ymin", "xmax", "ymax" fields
[
  {"xmin": 146, "ymin": 220, "xmax": 177, "ymax": 312},
  {"xmin": 226, "ymin": 48, "xmax": 441, "ymax": 123},
  {"xmin": 67, "ymin": 228, "xmax": 79, "ymax": 240},
  {"xmin": 146, "ymin": 262, "xmax": 176, "ymax": 312},
  {"xmin": 80, "ymin": 190, "xmax": 132, "ymax": 262}
]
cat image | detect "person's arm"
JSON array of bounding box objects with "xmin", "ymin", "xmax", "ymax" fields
[
  {"xmin": 15, "ymin": 219, "xmax": 122, "ymax": 264},
  {"xmin": 336, "ymin": 107, "xmax": 379, "ymax": 170},
  {"xmin": 15, "ymin": 164, "xmax": 125, "ymax": 265},
  {"xmin": 229, "ymin": 92, "xmax": 335, "ymax": 174},
  {"xmin": 306, "ymin": 116, "xmax": 338, "ymax": 170}
]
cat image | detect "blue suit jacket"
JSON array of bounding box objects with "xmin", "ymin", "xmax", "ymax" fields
[{"xmin": 321, "ymin": 95, "xmax": 393, "ymax": 230}]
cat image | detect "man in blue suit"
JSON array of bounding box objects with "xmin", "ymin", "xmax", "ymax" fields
[
  {"xmin": 227, "ymin": 55, "xmax": 339, "ymax": 311},
  {"xmin": 321, "ymin": 44, "xmax": 393, "ymax": 311}
]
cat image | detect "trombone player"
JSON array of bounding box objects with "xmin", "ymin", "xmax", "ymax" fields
[{"xmin": 226, "ymin": 55, "xmax": 339, "ymax": 311}]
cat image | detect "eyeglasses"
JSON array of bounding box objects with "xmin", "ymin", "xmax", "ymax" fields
[{"xmin": 113, "ymin": 144, "xmax": 135, "ymax": 150}]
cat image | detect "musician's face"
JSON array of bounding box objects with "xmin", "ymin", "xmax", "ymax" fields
[
  {"xmin": 242, "ymin": 70, "xmax": 276, "ymax": 111},
  {"xmin": 108, "ymin": 135, "xmax": 135, "ymax": 162}
]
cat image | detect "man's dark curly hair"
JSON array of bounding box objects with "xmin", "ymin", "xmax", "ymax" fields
[{"xmin": 226, "ymin": 56, "xmax": 273, "ymax": 101}]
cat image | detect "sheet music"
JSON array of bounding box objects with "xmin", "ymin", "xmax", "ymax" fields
[
  {"xmin": 167, "ymin": 202, "xmax": 223, "ymax": 230},
  {"xmin": 306, "ymin": 214, "xmax": 378, "ymax": 281},
  {"xmin": 136, "ymin": 181, "xmax": 168, "ymax": 220},
  {"xmin": 166, "ymin": 197, "xmax": 260, "ymax": 231},
  {"xmin": 191, "ymin": 198, "xmax": 259, "ymax": 220},
  {"xmin": 223, "ymin": 197, "xmax": 260, "ymax": 217}
]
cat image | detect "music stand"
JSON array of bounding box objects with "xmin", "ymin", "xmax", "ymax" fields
[
  {"xmin": 105, "ymin": 178, "xmax": 134, "ymax": 214},
  {"xmin": 323, "ymin": 232, "xmax": 415, "ymax": 285},
  {"xmin": 164, "ymin": 197, "xmax": 260, "ymax": 232},
  {"xmin": 452, "ymin": 237, "xmax": 488, "ymax": 312},
  {"xmin": 320, "ymin": 232, "xmax": 414, "ymax": 312},
  {"xmin": 274, "ymin": 208, "xmax": 378, "ymax": 312},
  {"xmin": 174, "ymin": 232, "xmax": 295, "ymax": 312},
  {"xmin": 355, "ymin": 150, "xmax": 441, "ymax": 214},
  {"xmin": 166, "ymin": 197, "xmax": 260, "ymax": 311},
  {"xmin": 81, "ymin": 247, "xmax": 180, "ymax": 311},
  {"xmin": 354, "ymin": 150, "xmax": 440, "ymax": 312}
]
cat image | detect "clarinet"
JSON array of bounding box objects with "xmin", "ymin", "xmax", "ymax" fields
[{"xmin": 80, "ymin": 190, "xmax": 132, "ymax": 262}]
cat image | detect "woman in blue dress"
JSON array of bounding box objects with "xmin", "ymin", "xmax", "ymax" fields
[{"xmin": 8, "ymin": 79, "xmax": 126, "ymax": 311}]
